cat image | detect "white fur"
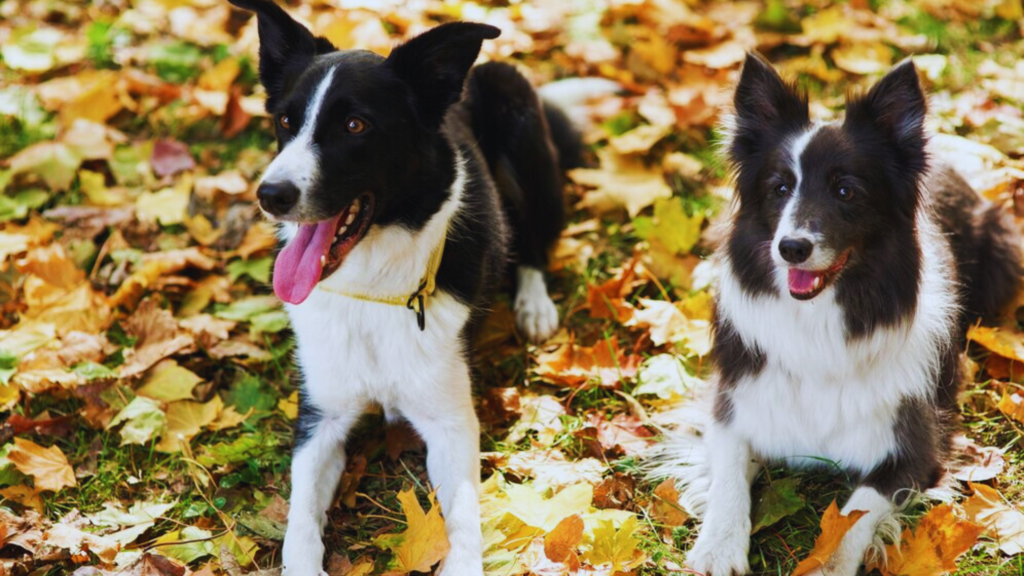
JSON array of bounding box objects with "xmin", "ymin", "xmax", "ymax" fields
[
  {"xmin": 280, "ymin": 153, "xmax": 486, "ymax": 576},
  {"xmin": 514, "ymin": 266, "xmax": 559, "ymax": 343},
  {"xmin": 260, "ymin": 68, "xmax": 336, "ymax": 221}
]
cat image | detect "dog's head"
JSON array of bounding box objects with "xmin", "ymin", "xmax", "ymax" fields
[
  {"xmin": 230, "ymin": 0, "xmax": 498, "ymax": 303},
  {"xmin": 726, "ymin": 52, "xmax": 927, "ymax": 301}
]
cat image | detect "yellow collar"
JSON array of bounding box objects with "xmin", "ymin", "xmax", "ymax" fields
[{"xmin": 316, "ymin": 224, "xmax": 448, "ymax": 331}]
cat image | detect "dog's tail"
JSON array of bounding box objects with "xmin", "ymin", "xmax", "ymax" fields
[
  {"xmin": 963, "ymin": 202, "xmax": 1022, "ymax": 321},
  {"xmin": 640, "ymin": 392, "xmax": 715, "ymax": 518}
]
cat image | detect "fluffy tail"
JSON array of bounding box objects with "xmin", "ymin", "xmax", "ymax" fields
[
  {"xmin": 640, "ymin": 392, "xmax": 715, "ymax": 518},
  {"xmin": 963, "ymin": 203, "xmax": 1022, "ymax": 320}
]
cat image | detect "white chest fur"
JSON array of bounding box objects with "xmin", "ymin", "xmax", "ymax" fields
[
  {"xmin": 716, "ymin": 211, "xmax": 958, "ymax": 474},
  {"xmin": 287, "ymin": 289, "xmax": 470, "ymax": 413}
]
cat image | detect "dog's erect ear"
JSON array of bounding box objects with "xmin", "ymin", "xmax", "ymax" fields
[
  {"xmin": 385, "ymin": 22, "xmax": 500, "ymax": 130},
  {"xmin": 228, "ymin": 0, "xmax": 335, "ymax": 108},
  {"xmin": 845, "ymin": 59, "xmax": 926, "ymax": 160},
  {"xmin": 730, "ymin": 52, "xmax": 809, "ymax": 157}
]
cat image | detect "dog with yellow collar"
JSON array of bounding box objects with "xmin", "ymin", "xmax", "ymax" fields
[{"xmin": 229, "ymin": 1, "xmax": 581, "ymax": 574}]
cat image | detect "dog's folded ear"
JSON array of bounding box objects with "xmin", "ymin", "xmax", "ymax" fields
[
  {"xmin": 386, "ymin": 22, "xmax": 501, "ymax": 130},
  {"xmin": 228, "ymin": 0, "xmax": 335, "ymax": 109},
  {"xmin": 844, "ymin": 59, "xmax": 926, "ymax": 167},
  {"xmin": 730, "ymin": 52, "xmax": 809, "ymax": 159}
]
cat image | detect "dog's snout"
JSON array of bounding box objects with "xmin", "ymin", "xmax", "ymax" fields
[
  {"xmin": 257, "ymin": 182, "xmax": 300, "ymax": 216},
  {"xmin": 779, "ymin": 237, "xmax": 813, "ymax": 264}
]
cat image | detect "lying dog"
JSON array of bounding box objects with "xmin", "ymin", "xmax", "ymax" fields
[
  {"xmin": 650, "ymin": 53, "xmax": 1021, "ymax": 576},
  {"xmin": 229, "ymin": 1, "xmax": 578, "ymax": 573}
]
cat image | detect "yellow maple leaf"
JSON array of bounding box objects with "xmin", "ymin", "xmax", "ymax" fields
[
  {"xmin": 869, "ymin": 504, "xmax": 983, "ymax": 576},
  {"xmin": 967, "ymin": 325, "xmax": 1024, "ymax": 362},
  {"xmin": 792, "ymin": 500, "xmax": 867, "ymax": 576},
  {"xmin": 373, "ymin": 488, "xmax": 450, "ymax": 573},
  {"xmin": 8, "ymin": 437, "xmax": 76, "ymax": 492},
  {"xmin": 581, "ymin": 515, "xmax": 645, "ymax": 571},
  {"xmin": 157, "ymin": 396, "xmax": 224, "ymax": 453}
]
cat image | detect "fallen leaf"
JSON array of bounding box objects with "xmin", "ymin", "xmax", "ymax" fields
[
  {"xmin": 962, "ymin": 483, "xmax": 1024, "ymax": 556},
  {"xmin": 137, "ymin": 359, "xmax": 203, "ymax": 402},
  {"xmin": 870, "ymin": 504, "xmax": 983, "ymax": 576},
  {"xmin": 8, "ymin": 437, "xmax": 76, "ymax": 492},
  {"xmin": 831, "ymin": 42, "xmax": 893, "ymax": 75},
  {"xmin": 373, "ymin": 488, "xmax": 450, "ymax": 573},
  {"xmin": 150, "ymin": 140, "xmax": 196, "ymax": 178},
  {"xmin": 506, "ymin": 394, "xmax": 566, "ymax": 446},
  {"xmin": 751, "ymin": 477, "xmax": 805, "ymax": 533},
  {"xmin": 997, "ymin": 391, "xmax": 1024, "ymax": 424},
  {"xmin": 157, "ymin": 395, "xmax": 224, "ymax": 453},
  {"xmin": 580, "ymin": 515, "xmax": 645, "ymax": 571},
  {"xmin": 650, "ymin": 479, "xmax": 687, "ymax": 527},
  {"xmin": 544, "ymin": 514, "xmax": 583, "ymax": 563},
  {"xmin": 107, "ymin": 396, "xmax": 166, "ymax": 446},
  {"xmin": 792, "ymin": 501, "xmax": 868, "ymax": 576},
  {"xmin": 572, "ymin": 149, "xmax": 673, "ymax": 217},
  {"xmin": 120, "ymin": 299, "xmax": 196, "ymax": 378}
]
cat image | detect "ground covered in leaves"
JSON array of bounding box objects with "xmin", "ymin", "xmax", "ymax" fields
[{"xmin": 0, "ymin": 0, "xmax": 1022, "ymax": 575}]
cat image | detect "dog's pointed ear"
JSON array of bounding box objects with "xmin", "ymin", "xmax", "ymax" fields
[
  {"xmin": 228, "ymin": 0, "xmax": 335, "ymax": 108},
  {"xmin": 385, "ymin": 22, "xmax": 500, "ymax": 129},
  {"xmin": 730, "ymin": 52, "xmax": 809, "ymax": 158},
  {"xmin": 844, "ymin": 59, "xmax": 926, "ymax": 161}
]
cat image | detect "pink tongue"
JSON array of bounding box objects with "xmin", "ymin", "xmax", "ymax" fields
[
  {"xmin": 273, "ymin": 214, "xmax": 343, "ymax": 304},
  {"xmin": 788, "ymin": 269, "xmax": 818, "ymax": 293}
]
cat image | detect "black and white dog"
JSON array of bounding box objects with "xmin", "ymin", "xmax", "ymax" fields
[
  {"xmin": 228, "ymin": 2, "xmax": 577, "ymax": 574},
  {"xmin": 651, "ymin": 54, "xmax": 1021, "ymax": 575}
]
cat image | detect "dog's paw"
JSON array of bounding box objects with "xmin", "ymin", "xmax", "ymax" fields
[
  {"xmin": 281, "ymin": 524, "xmax": 326, "ymax": 576},
  {"xmin": 686, "ymin": 529, "xmax": 751, "ymax": 576},
  {"xmin": 435, "ymin": 553, "xmax": 484, "ymax": 576},
  {"xmin": 514, "ymin": 284, "xmax": 559, "ymax": 344}
]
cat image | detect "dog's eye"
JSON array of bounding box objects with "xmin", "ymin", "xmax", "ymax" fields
[
  {"xmin": 775, "ymin": 184, "xmax": 790, "ymax": 197},
  {"xmin": 346, "ymin": 117, "xmax": 368, "ymax": 134},
  {"xmin": 278, "ymin": 115, "xmax": 291, "ymax": 131},
  {"xmin": 837, "ymin": 186, "xmax": 854, "ymax": 201}
]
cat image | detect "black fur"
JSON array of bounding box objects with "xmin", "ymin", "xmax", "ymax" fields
[{"xmin": 711, "ymin": 315, "xmax": 765, "ymax": 424}]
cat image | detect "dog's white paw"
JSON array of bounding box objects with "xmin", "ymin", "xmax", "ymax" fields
[
  {"xmin": 686, "ymin": 528, "xmax": 750, "ymax": 576},
  {"xmin": 514, "ymin": 268, "xmax": 558, "ymax": 343},
  {"xmin": 281, "ymin": 523, "xmax": 326, "ymax": 576}
]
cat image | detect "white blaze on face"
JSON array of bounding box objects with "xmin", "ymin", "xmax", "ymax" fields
[
  {"xmin": 259, "ymin": 67, "xmax": 337, "ymax": 220},
  {"xmin": 771, "ymin": 123, "xmax": 829, "ymax": 270}
]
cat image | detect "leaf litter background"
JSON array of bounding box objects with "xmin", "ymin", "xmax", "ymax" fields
[{"xmin": 0, "ymin": 0, "xmax": 1022, "ymax": 575}]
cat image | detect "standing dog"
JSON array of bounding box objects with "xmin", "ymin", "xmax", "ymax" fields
[
  {"xmin": 650, "ymin": 53, "xmax": 1021, "ymax": 575},
  {"xmin": 229, "ymin": 1, "xmax": 578, "ymax": 574}
]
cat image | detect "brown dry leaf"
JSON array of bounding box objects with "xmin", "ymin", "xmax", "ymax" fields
[
  {"xmin": 791, "ymin": 501, "xmax": 868, "ymax": 576},
  {"xmin": 949, "ymin": 435, "xmax": 1006, "ymax": 482},
  {"xmin": 586, "ymin": 257, "xmax": 640, "ymax": 321},
  {"xmin": 16, "ymin": 243, "xmax": 84, "ymax": 289},
  {"xmin": 151, "ymin": 140, "xmax": 196, "ymax": 178},
  {"xmin": 962, "ymin": 483, "xmax": 1024, "ymax": 556},
  {"xmin": 535, "ymin": 336, "xmax": 638, "ymax": 388},
  {"xmin": 571, "ymin": 149, "xmax": 673, "ymax": 217},
  {"xmin": 0, "ymin": 485, "xmax": 45, "ymax": 512},
  {"xmin": 8, "ymin": 437, "xmax": 76, "ymax": 492},
  {"xmin": 650, "ymin": 479, "xmax": 687, "ymax": 527},
  {"xmin": 120, "ymin": 299, "xmax": 196, "ymax": 378},
  {"xmin": 870, "ymin": 504, "xmax": 983, "ymax": 576},
  {"xmin": 373, "ymin": 488, "xmax": 450, "ymax": 573},
  {"xmin": 609, "ymin": 124, "xmax": 672, "ymax": 155},
  {"xmin": 997, "ymin": 391, "xmax": 1024, "ymax": 423},
  {"xmin": 233, "ymin": 221, "xmax": 278, "ymax": 259},
  {"xmin": 587, "ymin": 413, "xmax": 654, "ymax": 456},
  {"xmin": 44, "ymin": 515, "xmax": 120, "ymax": 562},
  {"xmin": 111, "ymin": 248, "xmax": 216, "ymax": 309},
  {"xmin": 207, "ymin": 338, "xmax": 272, "ymax": 361},
  {"xmin": 544, "ymin": 514, "xmax": 583, "ymax": 564}
]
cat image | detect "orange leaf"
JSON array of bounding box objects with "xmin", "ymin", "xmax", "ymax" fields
[
  {"xmin": 869, "ymin": 504, "xmax": 983, "ymax": 576},
  {"xmin": 586, "ymin": 257, "xmax": 640, "ymax": 321},
  {"xmin": 7, "ymin": 438, "xmax": 76, "ymax": 492},
  {"xmin": 968, "ymin": 325, "xmax": 1024, "ymax": 362},
  {"xmin": 650, "ymin": 479, "xmax": 687, "ymax": 527},
  {"xmin": 997, "ymin": 391, "xmax": 1024, "ymax": 424},
  {"xmin": 535, "ymin": 336, "xmax": 638, "ymax": 388},
  {"xmin": 543, "ymin": 514, "xmax": 583, "ymax": 563},
  {"xmin": 791, "ymin": 500, "xmax": 867, "ymax": 576}
]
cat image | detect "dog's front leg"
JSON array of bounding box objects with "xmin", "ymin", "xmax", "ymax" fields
[
  {"xmin": 686, "ymin": 421, "xmax": 757, "ymax": 576},
  {"xmin": 401, "ymin": 364, "xmax": 484, "ymax": 576},
  {"xmin": 282, "ymin": 398, "xmax": 365, "ymax": 576}
]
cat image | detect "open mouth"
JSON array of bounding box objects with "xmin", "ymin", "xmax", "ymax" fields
[
  {"xmin": 787, "ymin": 250, "xmax": 851, "ymax": 301},
  {"xmin": 272, "ymin": 194, "xmax": 375, "ymax": 305}
]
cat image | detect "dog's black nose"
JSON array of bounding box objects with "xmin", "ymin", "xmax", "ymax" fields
[
  {"xmin": 779, "ymin": 237, "xmax": 813, "ymax": 264},
  {"xmin": 257, "ymin": 182, "xmax": 299, "ymax": 216}
]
